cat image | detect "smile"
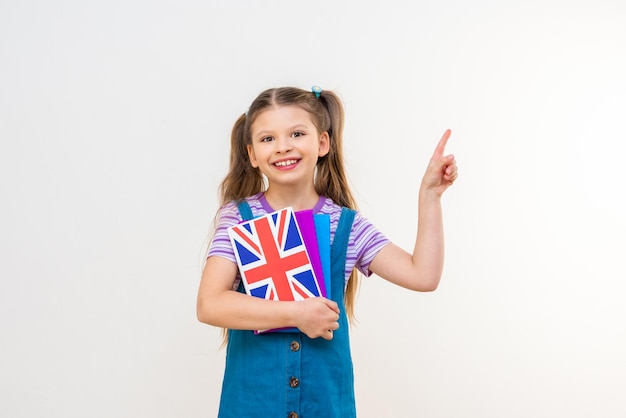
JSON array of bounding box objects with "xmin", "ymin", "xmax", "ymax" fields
[{"xmin": 274, "ymin": 159, "xmax": 299, "ymax": 167}]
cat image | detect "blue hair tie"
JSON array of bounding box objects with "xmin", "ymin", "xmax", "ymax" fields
[{"xmin": 311, "ymin": 85, "xmax": 322, "ymax": 98}]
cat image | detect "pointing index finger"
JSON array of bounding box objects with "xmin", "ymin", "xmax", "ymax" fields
[{"xmin": 433, "ymin": 129, "xmax": 452, "ymax": 158}]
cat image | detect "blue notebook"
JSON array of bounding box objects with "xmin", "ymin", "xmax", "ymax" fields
[{"xmin": 314, "ymin": 214, "xmax": 331, "ymax": 300}]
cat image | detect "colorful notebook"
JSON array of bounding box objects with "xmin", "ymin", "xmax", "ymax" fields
[
  {"xmin": 313, "ymin": 213, "xmax": 331, "ymax": 300},
  {"xmin": 295, "ymin": 210, "xmax": 326, "ymax": 297},
  {"xmin": 228, "ymin": 207, "xmax": 331, "ymax": 333}
]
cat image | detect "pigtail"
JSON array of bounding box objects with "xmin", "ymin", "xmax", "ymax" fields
[
  {"xmin": 314, "ymin": 90, "xmax": 361, "ymax": 323},
  {"xmin": 314, "ymin": 91, "xmax": 356, "ymax": 210}
]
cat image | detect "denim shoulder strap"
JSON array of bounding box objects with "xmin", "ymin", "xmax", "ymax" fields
[
  {"xmin": 237, "ymin": 200, "xmax": 254, "ymax": 221},
  {"xmin": 331, "ymin": 207, "xmax": 355, "ymax": 259}
]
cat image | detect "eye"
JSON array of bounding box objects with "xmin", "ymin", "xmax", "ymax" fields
[
  {"xmin": 260, "ymin": 136, "xmax": 274, "ymax": 143},
  {"xmin": 292, "ymin": 131, "xmax": 305, "ymax": 138}
]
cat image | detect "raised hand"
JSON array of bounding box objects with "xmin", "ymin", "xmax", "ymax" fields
[{"xmin": 420, "ymin": 129, "xmax": 458, "ymax": 196}]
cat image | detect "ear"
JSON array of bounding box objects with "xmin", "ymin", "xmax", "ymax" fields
[
  {"xmin": 318, "ymin": 132, "xmax": 330, "ymax": 157},
  {"xmin": 247, "ymin": 144, "xmax": 259, "ymax": 168}
]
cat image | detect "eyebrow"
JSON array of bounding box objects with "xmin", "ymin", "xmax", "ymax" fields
[{"xmin": 253, "ymin": 124, "xmax": 311, "ymax": 137}]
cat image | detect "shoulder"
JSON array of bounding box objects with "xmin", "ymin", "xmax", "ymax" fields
[
  {"xmin": 243, "ymin": 192, "xmax": 267, "ymax": 217},
  {"xmin": 214, "ymin": 201, "xmax": 241, "ymax": 229},
  {"xmin": 316, "ymin": 196, "xmax": 349, "ymax": 216},
  {"xmin": 317, "ymin": 197, "xmax": 369, "ymax": 227},
  {"xmin": 217, "ymin": 192, "xmax": 266, "ymax": 223}
]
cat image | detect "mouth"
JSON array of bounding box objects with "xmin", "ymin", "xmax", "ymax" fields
[{"xmin": 273, "ymin": 159, "xmax": 300, "ymax": 168}]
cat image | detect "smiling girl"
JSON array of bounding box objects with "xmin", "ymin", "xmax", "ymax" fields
[{"xmin": 197, "ymin": 86, "xmax": 458, "ymax": 417}]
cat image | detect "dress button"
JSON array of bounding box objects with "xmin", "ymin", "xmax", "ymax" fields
[
  {"xmin": 290, "ymin": 341, "xmax": 300, "ymax": 352},
  {"xmin": 289, "ymin": 376, "xmax": 300, "ymax": 388},
  {"xmin": 288, "ymin": 412, "xmax": 298, "ymax": 418}
]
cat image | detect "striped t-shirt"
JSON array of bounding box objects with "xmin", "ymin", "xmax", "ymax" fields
[{"xmin": 208, "ymin": 192, "xmax": 390, "ymax": 289}]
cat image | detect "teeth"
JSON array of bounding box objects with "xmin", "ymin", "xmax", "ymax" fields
[{"xmin": 274, "ymin": 160, "xmax": 298, "ymax": 167}]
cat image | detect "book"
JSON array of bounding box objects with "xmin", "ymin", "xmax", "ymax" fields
[
  {"xmin": 313, "ymin": 213, "xmax": 331, "ymax": 300},
  {"xmin": 228, "ymin": 207, "xmax": 326, "ymax": 333},
  {"xmin": 295, "ymin": 210, "xmax": 327, "ymax": 298}
]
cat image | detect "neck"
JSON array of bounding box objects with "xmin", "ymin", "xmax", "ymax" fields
[{"xmin": 264, "ymin": 185, "xmax": 320, "ymax": 212}]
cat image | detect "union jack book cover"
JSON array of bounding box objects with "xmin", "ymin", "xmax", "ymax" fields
[{"xmin": 228, "ymin": 207, "xmax": 325, "ymax": 333}]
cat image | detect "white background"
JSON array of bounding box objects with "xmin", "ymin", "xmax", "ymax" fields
[{"xmin": 1, "ymin": 0, "xmax": 625, "ymax": 417}]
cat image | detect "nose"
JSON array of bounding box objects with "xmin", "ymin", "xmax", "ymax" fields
[{"xmin": 275, "ymin": 136, "xmax": 293, "ymax": 153}]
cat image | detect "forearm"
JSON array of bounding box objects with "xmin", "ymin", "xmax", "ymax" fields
[
  {"xmin": 197, "ymin": 289, "xmax": 299, "ymax": 331},
  {"xmin": 412, "ymin": 188, "xmax": 445, "ymax": 289}
]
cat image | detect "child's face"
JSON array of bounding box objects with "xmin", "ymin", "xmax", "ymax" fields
[{"xmin": 248, "ymin": 105, "xmax": 329, "ymax": 189}]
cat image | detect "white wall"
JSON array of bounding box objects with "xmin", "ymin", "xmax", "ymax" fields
[{"xmin": 1, "ymin": 1, "xmax": 625, "ymax": 417}]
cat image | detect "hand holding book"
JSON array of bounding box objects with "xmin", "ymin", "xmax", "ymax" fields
[
  {"xmin": 227, "ymin": 207, "xmax": 331, "ymax": 333},
  {"xmin": 293, "ymin": 297, "xmax": 340, "ymax": 340}
]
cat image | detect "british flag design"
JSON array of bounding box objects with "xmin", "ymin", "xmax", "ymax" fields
[{"xmin": 228, "ymin": 207, "xmax": 322, "ymax": 302}]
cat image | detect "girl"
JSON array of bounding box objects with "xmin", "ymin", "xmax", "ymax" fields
[{"xmin": 197, "ymin": 86, "xmax": 458, "ymax": 418}]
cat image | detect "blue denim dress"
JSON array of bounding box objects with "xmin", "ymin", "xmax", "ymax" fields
[{"xmin": 217, "ymin": 202, "xmax": 357, "ymax": 418}]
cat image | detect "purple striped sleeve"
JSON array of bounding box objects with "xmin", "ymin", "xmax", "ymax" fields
[
  {"xmin": 207, "ymin": 202, "xmax": 242, "ymax": 264},
  {"xmin": 350, "ymin": 212, "xmax": 390, "ymax": 277}
]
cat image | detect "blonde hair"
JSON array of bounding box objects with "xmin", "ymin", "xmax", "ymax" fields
[{"xmin": 218, "ymin": 86, "xmax": 361, "ymax": 322}]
